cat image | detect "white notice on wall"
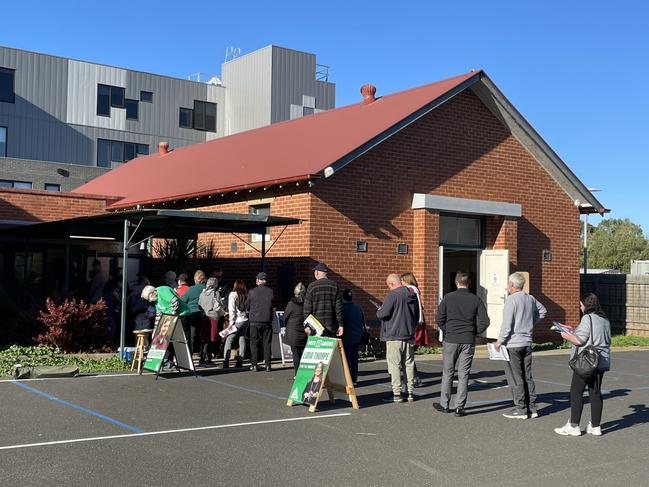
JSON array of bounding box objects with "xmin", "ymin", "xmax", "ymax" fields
[{"xmin": 491, "ymin": 273, "xmax": 499, "ymax": 286}]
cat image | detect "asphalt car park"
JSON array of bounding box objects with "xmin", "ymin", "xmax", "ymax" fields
[{"xmin": 1, "ymin": 350, "xmax": 648, "ymax": 486}]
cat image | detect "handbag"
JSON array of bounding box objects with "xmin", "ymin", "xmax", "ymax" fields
[{"xmin": 568, "ymin": 315, "xmax": 600, "ymax": 380}]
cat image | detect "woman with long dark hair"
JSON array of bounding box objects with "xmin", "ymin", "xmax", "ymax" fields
[
  {"xmin": 555, "ymin": 292, "xmax": 611, "ymax": 436},
  {"xmin": 224, "ymin": 279, "xmax": 249, "ymax": 368}
]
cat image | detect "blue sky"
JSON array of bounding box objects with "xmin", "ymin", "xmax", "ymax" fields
[{"xmin": 2, "ymin": 0, "xmax": 648, "ymax": 232}]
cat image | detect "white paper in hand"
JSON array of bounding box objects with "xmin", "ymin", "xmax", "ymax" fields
[{"xmin": 487, "ymin": 343, "xmax": 510, "ymax": 361}]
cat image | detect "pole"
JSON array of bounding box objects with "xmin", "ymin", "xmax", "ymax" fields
[
  {"xmin": 583, "ymin": 213, "xmax": 588, "ymax": 274},
  {"xmin": 120, "ymin": 219, "xmax": 130, "ymax": 360},
  {"xmin": 261, "ymin": 227, "xmax": 267, "ymax": 272},
  {"xmin": 63, "ymin": 235, "xmax": 70, "ymax": 296}
]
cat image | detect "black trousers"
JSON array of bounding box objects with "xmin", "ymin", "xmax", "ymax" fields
[
  {"xmin": 343, "ymin": 343, "xmax": 360, "ymax": 383},
  {"xmin": 250, "ymin": 322, "xmax": 272, "ymax": 367},
  {"xmin": 570, "ymin": 370, "xmax": 605, "ymax": 427},
  {"xmin": 290, "ymin": 345, "xmax": 305, "ymax": 376}
]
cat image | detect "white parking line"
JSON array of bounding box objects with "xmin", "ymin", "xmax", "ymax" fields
[{"xmin": 0, "ymin": 412, "xmax": 351, "ymax": 451}]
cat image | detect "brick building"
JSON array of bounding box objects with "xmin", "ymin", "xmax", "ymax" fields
[{"xmin": 73, "ymin": 70, "xmax": 606, "ymax": 340}]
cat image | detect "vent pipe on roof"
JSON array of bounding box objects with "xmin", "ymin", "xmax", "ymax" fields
[
  {"xmin": 158, "ymin": 141, "xmax": 170, "ymax": 156},
  {"xmin": 360, "ymin": 84, "xmax": 377, "ymax": 104}
]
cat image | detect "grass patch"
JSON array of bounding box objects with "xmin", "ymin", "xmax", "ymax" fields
[
  {"xmin": 610, "ymin": 335, "xmax": 649, "ymax": 347},
  {"xmin": 0, "ymin": 345, "xmax": 130, "ymax": 376}
]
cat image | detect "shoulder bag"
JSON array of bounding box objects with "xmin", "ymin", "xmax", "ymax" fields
[{"xmin": 568, "ymin": 315, "xmax": 600, "ymax": 380}]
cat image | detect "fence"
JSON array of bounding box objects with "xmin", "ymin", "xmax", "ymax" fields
[{"xmin": 581, "ymin": 274, "xmax": 649, "ymax": 336}]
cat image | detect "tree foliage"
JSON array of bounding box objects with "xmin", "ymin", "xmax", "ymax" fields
[{"xmin": 585, "ymin": 218, "xmax": 649, "ymax": 273}]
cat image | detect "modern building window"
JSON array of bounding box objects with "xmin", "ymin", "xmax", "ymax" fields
[
  {"xmin": 125, "ymin": 99, "xmax": 138, "ymax": 120},
  {"xmin": 0, "ymin": 126, "xmax": 6, "ymax": 157},
  {"xmin": 193, "ymin": 100, "xmax": 217, "ymax": 132},
  {"xmin": 303, "ymin": 106, "xmax": 314, "ymax": 116},
  {"xmin": 44, "ymin": 183, "xmax": 61, "ymax": 192},
  {"xmin": 97, "ymin": 84, "xmax": 111, "ymax": 116},
  {"xmin": 250, "ymin": 204, "xmax": 270, "ymax": 242},
  {"xmin": 0, "ymin": 179, "xmax": 32, "ymax": 189},
  {"xmin": 440, "ymin": 215, "xmax": 484, "ymax": 248},
  {"xmin": 179, "ymin": 107, "xmax": 193, "ymax": 128},
  {"xmin": 97, "ymin": 139, "xmax": 111, "ymax": 167},
  {"xmin": 140, "ymin": 91, "xmax": 153, "ymax": 103},
  {"xmin": 98, "ymin": 138, "xmax": 149, "ymax": 167},
  {"xmin": 110, "ymin": 86, "xmax": 125, "ymax": 108},
  {"xmin": 0, "ymin": 67, "xmax": 15, "ymax": 104}
]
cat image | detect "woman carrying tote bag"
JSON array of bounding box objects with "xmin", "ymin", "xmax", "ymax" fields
[{"xmin": 554, "ymin": 292, "xmax": 611, "ymax": 437}]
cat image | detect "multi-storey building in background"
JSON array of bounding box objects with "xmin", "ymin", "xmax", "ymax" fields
[{"xmin": 0, "ymin": 45, "xmax": 334, "ymax": 191}]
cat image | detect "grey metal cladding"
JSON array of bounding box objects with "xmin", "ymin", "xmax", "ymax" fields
[
  {"xmin": 270, "ymin": 46, "xmax": 335, "ymax": 123},
  {"xmin": 124, "ymin": 69, "xmax": 224, "ymax": 140},
  {"xmin": 222, "ymin": 46, "xmax": 273, "ymax": 135},
  {"xmin": 0, "ymin": 46, "xmax": 69, "ymax": 120}
]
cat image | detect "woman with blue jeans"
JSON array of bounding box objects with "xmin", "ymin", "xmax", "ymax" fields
[{"xmin": 555, "ymin": 293, "xmax": 611, "ymax": 437}]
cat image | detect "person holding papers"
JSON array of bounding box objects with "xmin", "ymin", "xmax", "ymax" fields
[
  {"xmin": 304, "ymin": 262, "xmax": 344, "ymax": 337},
  {"xmin": 433, "ymin": 271, "xmax": 489, "ymax": 417},
  {"xmin": 494, "ymin": 272, "xmax": 547, "ymax": 419}
]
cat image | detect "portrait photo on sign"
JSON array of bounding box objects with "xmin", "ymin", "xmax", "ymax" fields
[
  {"xmin": 151, "ymin": 315, "xmax": 178, "ymax": 352},
  {"xmin": 302, "ymin": 361, "xmax": 327, "ymax": 405}
]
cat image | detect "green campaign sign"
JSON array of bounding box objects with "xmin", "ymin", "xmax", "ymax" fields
[{"xmin": 288, "ymin": 336, "xmax": 337, "ymax": 406}]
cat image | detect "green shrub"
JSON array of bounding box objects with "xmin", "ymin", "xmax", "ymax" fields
[
  {"xmin": 0, "ymin": 344, "xmax": 129, "ymax": 376},
  {"xmin": 415, "ymin": 346, "xmax": 441, "ymax": 355}
]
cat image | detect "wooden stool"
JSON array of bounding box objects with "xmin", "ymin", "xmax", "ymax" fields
[{"xmin": 131, "ymin": 329, "xmax": 153, "ymax": 374}]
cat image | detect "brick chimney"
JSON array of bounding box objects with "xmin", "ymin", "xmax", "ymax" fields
[
  {"xmin": 158, "ymin": 141, "xmax": 170, "ymax": 156},
  {"xmin": 360, "ymin": 84, "xmax": 377, "ymax": 104}
]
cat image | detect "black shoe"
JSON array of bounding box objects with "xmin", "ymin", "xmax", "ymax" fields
[
  {"xmin": 433, "ymin": 402, "xmax": 451, "ymax": 413},
  {"xmin": 222, "ymin": 360, "xmax": 229, "ymax": 369},
  {"xmin": 235, "ymin": 358, "xmax": 244, "ymax": 368},
  {"xmin": 454, "ymin": 407, "xmax": 466, "ymax": 417}
]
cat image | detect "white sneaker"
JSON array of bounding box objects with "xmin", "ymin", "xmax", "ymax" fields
[
  {"xmin": 586, "ymin": 422, "xmax": 602, "ymax": 436},
  {"xmin": 554, "ymin": 422, "xmax": 582, "ymax": 436}
]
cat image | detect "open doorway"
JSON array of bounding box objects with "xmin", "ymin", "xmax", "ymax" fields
[{"xmin": 441, "ymin": 249, "xmax": 478, "ymax": 296}]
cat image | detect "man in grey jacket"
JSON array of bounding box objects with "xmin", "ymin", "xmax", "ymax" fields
[
  {"xmin": 377, "ymin": 274, "xmax": 419, "ymax": 403},
  {"xmin": 495, "ymin": 272, "xmax": 547, "ymax": 419}
]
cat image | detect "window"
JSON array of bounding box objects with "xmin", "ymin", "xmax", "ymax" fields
[
  {"xmin": 110, "ymin": 86, "xmax": 125, "ymax": 108},
  {"xmin": 0, "ymin": 179, "xmax": 32, "ymax": 189},
  {"xmin": 250, "ymin": 204, "xmax": 270, "ymax": 242},
  {"xmin": 193, "ymin": 100, "xmax": 216, "ymax": 132},
  {"xmin": 440, "ymin": 215, "xmax": 483, "ymax": 248},
  {"xmin": 303, "ymin": 106, "xmax": 314, "ymax": 116},
  {"xmin": 97, "ymin": 84, "xmax": 111, "ymax": 116},
  {"xmin": 0, "ymin": 126, "xmax": 6, "ymax": 157},
  {"xmin": 0, "ymin": 67, "xmax": 15, "ymax": 104},
  {"xmin": 140, "ymin": 91, "xmax": 153, "ymax": 103},
  {"xmin": 44, "ymin": 183, "xmax": 61, "ymax": 192},
  {"xmin": 97, "ymin": 139, "xmax": 111, "ymax": 167},
  {"xmin": 179, "ymin": 107, "xmax": 193, "ymax": 128},
  {"xmin": 97, "ymin": 138, "xmax": 148, "ymax": 167},
  {"xmin": 111, "ymin": 141, "xmax": 124, "ymax": 163},
  {"xmin": 125, "ymin": 99, "xmax": 138, "ymax": 120}
]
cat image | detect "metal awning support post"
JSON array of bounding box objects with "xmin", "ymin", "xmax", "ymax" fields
[
  {"xmin": 63, "ymin": 234, "xmax": 70, "ymax": 296},
  {"xmin": 260, "ymin": 226, "xmax": 267, "ymax": 272},
  {"xmin": 119, "ymin": 218, "xmax": 130, "ymax": 360}
]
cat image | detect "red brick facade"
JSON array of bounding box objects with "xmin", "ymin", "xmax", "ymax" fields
[
  {"xmin": 194, "ymin": 90, "xmax": 581, "ymax": 340},
  {"xmin": 0, "ymin": 188, "xmax": 109, "ymax": 223}
]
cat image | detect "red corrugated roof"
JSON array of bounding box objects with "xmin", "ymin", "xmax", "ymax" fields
[{"xmin": 74, "ymin": 71, "xmax": 481, "ymax": 209}]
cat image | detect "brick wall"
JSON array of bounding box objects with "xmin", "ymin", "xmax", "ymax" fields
[
  {"xmin": 0, "ymin": 188, "xmax": 109, "ymax": 222},
  {"xmin": 183, "ymin": 89, "xmax": 581, "ymax": 341}
]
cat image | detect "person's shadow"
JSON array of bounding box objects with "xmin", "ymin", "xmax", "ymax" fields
[{"xmin": 602, "ymin": 403, "xmax": 649, "ymax": 434}]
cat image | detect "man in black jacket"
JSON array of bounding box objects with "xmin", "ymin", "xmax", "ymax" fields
[
  {"xmin": 304, "ymin": 262, "xmax": 344, "ymax": 337},
  {"xmin": 377, "ymin": 273, "xmax": 419, "ymax": 403},
  {"xmin": 248, "ymin": 272, "xmax": 274, "ymax": 372},
  {"xmin": 433, "ymin": 270, "xmax": 490, "ymax": 416}
]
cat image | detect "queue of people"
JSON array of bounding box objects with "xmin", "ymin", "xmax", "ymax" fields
[{"xmin": 135, "ymin": 263, "xmax": 611, "ymax": 437}]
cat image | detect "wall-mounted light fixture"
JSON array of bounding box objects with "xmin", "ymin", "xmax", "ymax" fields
[
  {"xmin": 231, "ymin": 243, "xmax": 238, "ymax": 253},
  {"xmin": 356, "ymin": 240, "xmax": 368, "ymax": 252},
  {"xmin": 397, "ymin": 243, "xmax": 408, "ymax": 254},
  {"xmin": 543, "ymin": 250, "xmax": 552, "ymax": 262}
]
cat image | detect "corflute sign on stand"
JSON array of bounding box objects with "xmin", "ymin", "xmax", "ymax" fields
[
  {"xmin": 287, "ymin": 336, "xmax": 359, "ymax": 412},
  {"xmin": 143, "ymin": 315, "xmax": 195, "ymax": 378}
]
